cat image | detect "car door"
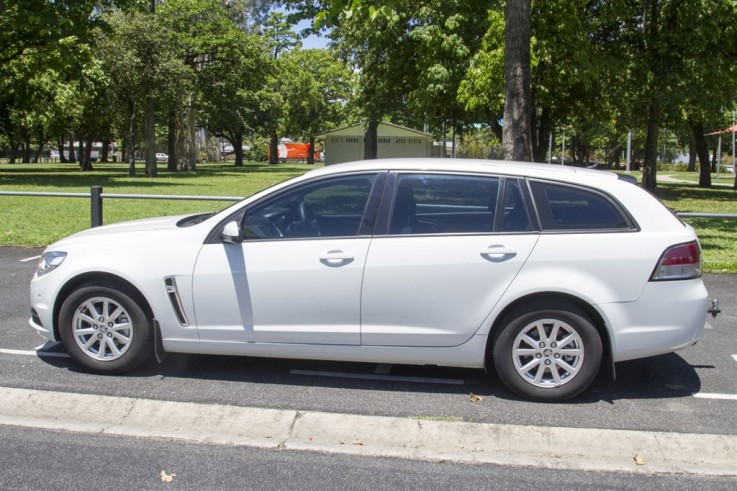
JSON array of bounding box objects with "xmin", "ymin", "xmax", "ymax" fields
[
  {"xmin": 360, "ymin": 174, "xmax": 540, "ymax": 347},
  {"xmin": 191, "ymin": 173, "xmax": 381, "ymax": 345}
]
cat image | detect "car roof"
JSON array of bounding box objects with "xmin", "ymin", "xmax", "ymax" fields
[{"xmin": 301, "ymin": 158, "xmax": 620, "ymax": 184}]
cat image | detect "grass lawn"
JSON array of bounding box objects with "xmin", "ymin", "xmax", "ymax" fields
[
  {"xmin": 1, "ymin": 162, "xmax": 736, "ymax": 272},
  {"xmin": 0, "ymin": 160, "xmax": 317, "ymax": 247}
]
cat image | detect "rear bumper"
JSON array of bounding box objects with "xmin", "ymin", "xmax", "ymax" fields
[{"xmin": 603, "ymin": 279, "xmax": 708, "ymax": 362}]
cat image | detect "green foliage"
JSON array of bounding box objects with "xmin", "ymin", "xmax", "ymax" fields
[{"xmin": 281, "ymin": 48, "xmax": 354, "ymax": 139}]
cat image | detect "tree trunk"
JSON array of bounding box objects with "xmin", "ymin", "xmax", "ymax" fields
[
  {"xmin": 145, "ymin": 92, "xmax": 157, "ymax": 177},
  {"xmin": 307, "ymin": 136, "xmax": 315, "ymax": 165},
  {"xmin": 269, "ymin": 130, "xmax": 279, "ymax": 164},
  {"xmin": 8, "ymin": 141, "xmax": 18, "ymax": 163},
  {"xmin": 687, "ymin": 139, "xmax": 696, "ymax": 172},
  {"xmin": 689, "ymin": 120, "xmax": 711, "ymax": 188},
  {"xmin": 502, "ymin": 0, "xmax": 532, "ymax": 162},
  {"xmin": 101, "ymin": 139, "xmax": 110, "ymax": 162},
  {"xmin": 68, "ymin": 138, "xmax": 76, "ymax": 163},
  {"xmin": 363, "ymin": 120, "xmax": 378, "ymax": 160},
  {"xmin": 58, "ymin": 137, "xmax": 67, "ymax": 163},
  {"xmin": 184, "ymin": 103, "xmax": 197, "ymax": 171},
  {"xmin": 167, "ymin": 107, "xmax": 177, "ymax": 171},
  {"xmin": 641, "ymin": 100, "xmax": 660, "ymax": 192},
  {"xmin": 234, "ymin": 132, "xmax": 244, "ymax": 167},
  {"xmin": 129, "ymin": 101, "xmax": 137, "ymax": 177},
  {"xmin": 77, "ymin": 139, "xmax": 85, "ymax": 170},
  {"xmin": 22, "ymin": 137, "xmax": 31, "ymax": 163},
  {"xmin": 80, "ymin": 139, "xmax": 94, "ymax": 171}
]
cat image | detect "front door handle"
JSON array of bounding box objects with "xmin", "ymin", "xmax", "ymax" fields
[{"xmin": 319, "ymin": 250, "xmax": 355, "ymax": 266}]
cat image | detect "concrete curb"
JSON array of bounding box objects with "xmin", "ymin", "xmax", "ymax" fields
[{"xmin": 1, "ymin": 387, "xmax": 735, "ymax": 476}]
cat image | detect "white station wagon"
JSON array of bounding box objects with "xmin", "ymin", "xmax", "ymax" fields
[{"xmin": 30, "ymin": 159, "xmax": 710, "ymax": 401}]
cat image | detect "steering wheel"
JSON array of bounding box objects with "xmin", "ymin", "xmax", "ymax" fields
[{"xmin": 298, "ymin": 201, "xmax": 321, "ymax": 237}]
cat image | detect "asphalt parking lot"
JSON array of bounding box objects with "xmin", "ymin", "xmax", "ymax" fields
[{"xmin": 2, "ymin": 246, "xmax": 736, "ymax": 437}]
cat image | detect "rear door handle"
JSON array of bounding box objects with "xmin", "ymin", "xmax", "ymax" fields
[
  {"xmin": 319, "ymin": 250, "xmax": 355, "ymax": 266},
  {"xmin": 480, "ymin": 245, "xmax": 517, "ymax": 259}
]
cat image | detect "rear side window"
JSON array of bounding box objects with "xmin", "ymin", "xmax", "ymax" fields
[
  {"xmin": 530, "ymin": 181, "xmax": 631, "ymax": 231},
  {"xmin": 389, "ymin": 174, "xmax": 499, "ymax": 235}
]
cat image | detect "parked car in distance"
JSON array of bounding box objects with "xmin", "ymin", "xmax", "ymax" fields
[
  {"xmin": 29, "ymin": 159, "xmax": 710, "ymax": 401},
  {"xmin": 155, "ymin": 152, "xmax": 168, "ymax": 161}
]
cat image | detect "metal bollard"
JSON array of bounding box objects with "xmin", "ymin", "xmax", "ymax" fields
[{"xmin": 90, "ymin": 185, "xmax": 103, "ymax": 227}]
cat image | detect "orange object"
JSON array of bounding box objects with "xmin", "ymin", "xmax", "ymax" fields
[{"xmin": 268, "ymin": 143, "xmax": 321, "ymax": 161}]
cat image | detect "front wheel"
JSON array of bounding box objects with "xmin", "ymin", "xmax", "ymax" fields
[
  {"xmin": 59, "ymin": 284, "xmax": 153, "ymax": 373},
  {"xmin": 492, "ymin": 305, "xmax": 602, "ymax": 402}
]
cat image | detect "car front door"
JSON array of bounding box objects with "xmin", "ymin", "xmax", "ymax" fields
[
  {"xmin": 191, "ymin": 173, "xmax": 381, "ymax": 346},
  {"xmin": 360, "ymin": 174, "xmax": 540, "ymax": 347}
]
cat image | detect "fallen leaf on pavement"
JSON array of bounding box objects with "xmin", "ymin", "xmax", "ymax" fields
[
  {"xmin": 633, "ymin": 453, "xmax": 647, "ymax": 465},
  {"xmin": 352, "ymin": 438, "xmax": 364, "ymax": 446},
  {"xmin": 469, "ymin": 393, "xmax": 483, "ymax": 403},
  {"xmin": 160, "ymin": 470, "xmax": 176, "ymax": 483}
]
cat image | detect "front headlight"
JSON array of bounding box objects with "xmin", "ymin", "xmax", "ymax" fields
[{"xmin": 37, "ymin": 251, "xmax": 67, "ymax": 277}]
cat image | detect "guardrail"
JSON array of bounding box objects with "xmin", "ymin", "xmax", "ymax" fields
[{"xmin": 1, "ymin": 186, "xmax": 735, "ymax": 227}]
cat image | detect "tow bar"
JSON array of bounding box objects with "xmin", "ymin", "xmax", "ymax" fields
[{"xmin": 707, "ymin": 299, "xmax": 721, "ymax": 318}]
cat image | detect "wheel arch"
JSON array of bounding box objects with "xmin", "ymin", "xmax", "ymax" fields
[
  {"xmin": 485, "ymin": 292, "xmax": 613, "ymax": 377},
  {"xmin": 52, "ymin": 272, "xmax": 155, "ymax": 342}
]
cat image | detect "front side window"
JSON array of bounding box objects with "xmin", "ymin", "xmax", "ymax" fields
[
  {"xmin": 389, "ymin": 174, "xmax": 499, "ymax": 235},
  {"xmin": 242, "ymin": 174, "xmax": 377, "ymax": 239},
  {"xmin": 530, "ymin": 181, "xmax": 631, "ymax": 231}
]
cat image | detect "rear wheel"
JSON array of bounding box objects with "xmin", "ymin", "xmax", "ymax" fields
[
  {"xmin": 59, "ymin": 284, "xmax": 153, "ymax": 373},
  {"xmin": 493, "ymin": 305, "xmax": 602, "ymax": 402}
]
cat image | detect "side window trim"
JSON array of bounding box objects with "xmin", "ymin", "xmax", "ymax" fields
[
  {"xmin": 372, "ymin": 172, "xmax": 397, "ymax": 236},
  {"xmin": 359, "ymin": 171, "xmax": 390, "ymax": 236},
  {"xmin": 494, "ymin": 178, "xmax": 540, "ymax": 233}
]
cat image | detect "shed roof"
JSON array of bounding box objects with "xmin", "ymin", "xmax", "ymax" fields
[{"xmin": 315, "ymin": 122, "xmax": 433, "ymax": 140}]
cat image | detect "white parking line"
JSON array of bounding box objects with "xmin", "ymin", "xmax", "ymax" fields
[
  {"xmin": 20, "ymin": 255, "xmax": 41, "ymax": 263},
  {"xmin": 0, "ymin": 348, "xmax": 70, "ymax": 359},
  {"xmin": 732, "ymin": 355, "xmax": 737, "ymax": 363},
  {"xmin": 290, "ymin": 369, "xmax": 464, "ymax": 385},
  {"xmin": 692, "ymin": 393, "xmax": 737, "ymax": 401}
]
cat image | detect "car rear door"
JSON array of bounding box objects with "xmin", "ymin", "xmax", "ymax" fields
[{"xmin": 360, "ymin": 174, "xmax": 540, "ymax": 347}]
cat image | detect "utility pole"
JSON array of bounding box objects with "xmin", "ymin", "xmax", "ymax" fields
[
  {"xmin": 717, "ymin": 134, "xmax": 722, "ymax": 179},
  {"xmin": 732, "ymin": 109, "xmax": 737, "ymax": 172},
  {"xmin": 547, "ymin": 133, "xmax": 552, "ymax": 164}
]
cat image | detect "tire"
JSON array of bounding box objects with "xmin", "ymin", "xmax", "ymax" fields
[
  {"xmin": 492, "ymin": 305, "xmax": 602, "ymax": 402},
  {"xmin": 58, "ymin": 284, "xmax": 153, "ymax": 373}
]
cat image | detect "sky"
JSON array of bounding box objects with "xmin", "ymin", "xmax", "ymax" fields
[{"xmin": 294, "ymin": 17, "xmax": 330, "ymax": 50}]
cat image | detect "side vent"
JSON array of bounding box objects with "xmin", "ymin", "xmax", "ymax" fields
[{"xmin": 164, "ymin": 277, "xmax": 190, "ymax": 326}]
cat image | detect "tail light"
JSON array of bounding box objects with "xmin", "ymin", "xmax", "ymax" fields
[{"xmin": 650, "ymin": 241, "xmax": 701, "ymax": 281}]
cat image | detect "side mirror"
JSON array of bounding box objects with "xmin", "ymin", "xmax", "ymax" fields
[{"xmin": 221, "ymin": 220, "xmax": 243, "ymax": 244}]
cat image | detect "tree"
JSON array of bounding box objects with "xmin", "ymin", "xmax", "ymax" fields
[
  {"xmin": 260, "ymin": 10, "xmax": 302, "ymax": 164},
  {"xmin": 199, "ymin": 31, "xmax": 273, "ymax": 166},
  {"xmin": 96, "ymin": 10, "xmax": 189, "ymax": 176},
  {"xmin": 281, "ymin": 49, "xmax": 354, "ymax": 164}
]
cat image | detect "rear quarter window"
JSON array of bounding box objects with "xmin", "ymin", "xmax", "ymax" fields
[{"xmin": 530, "ymin": 181, "xmax": 632, "ymax": 231}]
